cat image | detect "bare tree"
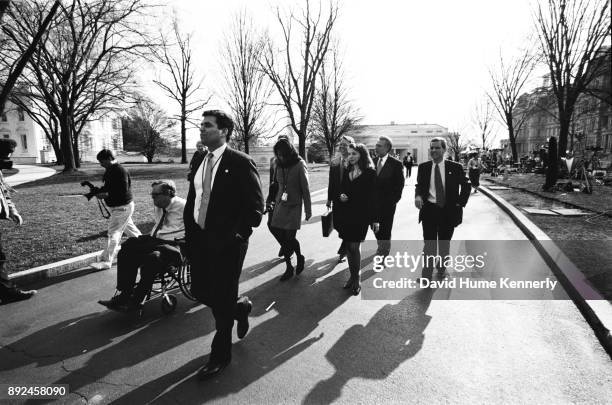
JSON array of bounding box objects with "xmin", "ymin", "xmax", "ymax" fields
[
  {"xmin": 446, "ymin": 132, "xmax": 468, "ymax": 161},
  {"xmin": 123, "ymin": 96, "xmax": 177, "ymax": 163},
  {"xmin": 0, "ymin": 0, "xmax": 60, "ymax": 116},
  {"xmin": 2, "ymin": 0, "xmax": 153, "ymax": 172},
  {"xmin": 154, "ymin": 15, "xmax": 210, "ymax": 163},
  {"xmin": 473, "ymin": 99, "xmax": 496, "ymax": 150},
  {"xmin": 488, "ymin": 47, "xmax": 536, "ymax": 162},
  {"xmin": 534, "ymin": 0, "xmax": 611, "ymax": 157},
  {"xmin": 311, "ymin": 44, "xmax": 361, "ymax": 161},
  {"xmin": 260, "ymin": 0, "xmax": 338, "ymax": 158},
  {"xmin": 222, "ymin": 11, "xmax": 276, "ymax": 154}
]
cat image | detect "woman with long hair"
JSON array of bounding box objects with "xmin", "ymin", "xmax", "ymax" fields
[
  {"xmin": 266, "ymin": 138, "xmax": 312, "ymax": 281},
  {"xmin": 334, "ymin": 143, "xmax": 379, "ymax": 295}
]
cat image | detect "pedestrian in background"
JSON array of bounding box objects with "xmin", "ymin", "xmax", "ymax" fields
[
  {"xmin": 334, "ymin": 143, "xmax": 379, "ymax": 295},
  {"xmin": 467, "ymin": 153, "xmax": 483, "ymax": 193},
  {"xmin": 90, "ymin": 149, "xmax": 141, "ymax": 270},
  {"xmin": 403, "ymin": 152, "xmax": 414, "ymax": 178},
  {"xmin": 188, "ymin": 141, "xmax": 207, "ymax": 182},
  {"xmin": 267, "ymin": 138, "xmax": 312, "ymax": 281}
]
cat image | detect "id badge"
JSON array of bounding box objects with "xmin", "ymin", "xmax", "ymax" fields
[{"xmin": 281, "ymin": 192, "xmax": 288, "ymax": 201}]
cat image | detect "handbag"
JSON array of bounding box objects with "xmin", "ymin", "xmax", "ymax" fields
[{"xmin": 321, "ymin": 209, "xmax": 334, "ymax": 237}]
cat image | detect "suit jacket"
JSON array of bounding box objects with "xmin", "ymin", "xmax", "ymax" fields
[
  {"xmin": 373, "ymin": 155, "xmax": 404, "ymax": 210},
  {"xmin": 184, "ymin": 147, "xmax": 264, "ymax": 246},
  {"xmin": 415, "ymin": 160, "xmax": 470, "ymax": 227}
]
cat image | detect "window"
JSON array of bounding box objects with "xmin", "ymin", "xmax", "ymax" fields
[
  {"xmin": 410, "ymin": 130, "xmax": 417, "ymax": 133},
  {"xmin": 436, "ymin": 130, "xmax": 442, "ymax": 133},
  {"xmin": 1, "ymin": 112, "xmax": 6, "ymax": 122},
  {"xmin": 17, "ymin": 107, "xmax": 25, "ymax": 121},
  {"xmin": 21, "ymin": 134, "xmax": 27, "ymax": 150}
]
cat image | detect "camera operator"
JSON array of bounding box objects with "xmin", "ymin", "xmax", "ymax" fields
[
  {"xmin": 0, "ymin": 139, "xmax": 36, "ymax": 304},
  {"xmin": 89, "ymin": 149, "xmax": 141, "ymax": 270}
]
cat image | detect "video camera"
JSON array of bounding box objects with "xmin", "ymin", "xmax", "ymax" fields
[{"xmin": 80, "ymin": 181, "xmax": 102, "ymax": 201}]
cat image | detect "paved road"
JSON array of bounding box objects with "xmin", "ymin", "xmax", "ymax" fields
[
  {"xmin": 1, "ymin": 171, "xmax": 611, "ymax": 404},
  {"xmin": 5, "ymin": 164, "xmax": 56, "ymax": 187}
]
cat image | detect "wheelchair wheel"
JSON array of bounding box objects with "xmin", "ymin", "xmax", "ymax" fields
[
  {"xmin": 178, "ymin": 260, "xmax": 197, "ymax": 301},
  {"xmin": 161, "ymin": 294, "xmax": 177, "ymax": 314}
]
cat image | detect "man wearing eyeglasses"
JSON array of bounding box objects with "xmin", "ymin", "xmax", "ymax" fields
[{"xmin": 98, "ymin": 179, "xmax": 186, "ymax": 311}]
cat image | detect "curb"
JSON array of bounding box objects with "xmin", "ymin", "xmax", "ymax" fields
[
  {"xmin": 8, "ymin": 251, "xmax": 103, "ymax": 285},
  {"xmin": 479, "ymin": 185, "xmax": 612, "ymax": 358}
]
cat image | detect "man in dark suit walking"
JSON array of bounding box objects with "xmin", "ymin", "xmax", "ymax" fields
[
  {"xmin": 373, "ymin": 136, "xmax": 404, "ymax": 257},
  {"xmin": 327, "ymin": 135, "xmax": 354, "ymax": 262},
  {"xmin": 415, "ymin": 137, "xmax": 470, "ymax": 280},
  {"xmin": 184, "ymin": 110, "xmax": 264, "ymax": 380}
]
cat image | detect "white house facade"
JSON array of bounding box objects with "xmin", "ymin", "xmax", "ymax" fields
[{"xmin": 1, "ymin": 100, "xmax": 124, "ymax": 164}]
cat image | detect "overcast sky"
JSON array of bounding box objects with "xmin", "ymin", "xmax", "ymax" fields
[{"xmin": 146, "ymin": 0, "xmax": 541, "ymax": 147}]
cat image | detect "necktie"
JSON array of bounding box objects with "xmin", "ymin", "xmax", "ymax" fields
[
  {"xmin": 377, "ymin": 158, "xmax": 383, "ymax": 175},
  {"xmin": 197, "ymin": 154, "xmax": 214, "ymax": 229},
  {"xmin": 152, "ymin": 209, "xmax": 166, "ymax": 238},
  {"xmin": 435, "ymin": 163, "xmax": 445, "ymax": 207}
]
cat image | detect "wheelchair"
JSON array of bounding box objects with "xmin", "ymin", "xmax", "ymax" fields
[{"xmin": 142, "ymin": 238, "xmax": 197, "ymax": 315}]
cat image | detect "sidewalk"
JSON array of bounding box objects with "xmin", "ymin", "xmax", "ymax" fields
[{"xmin": 5, "ymin": 164, "xmax": 57, "ymax": 187}]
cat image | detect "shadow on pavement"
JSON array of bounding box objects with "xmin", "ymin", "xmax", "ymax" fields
[
  {"xmin": 302, "ymin": 288, "xmax": 435, "ymax": 404},
  {"xmin": 111, "ymin": 256, "xmax": 352, "ymax": 404}
]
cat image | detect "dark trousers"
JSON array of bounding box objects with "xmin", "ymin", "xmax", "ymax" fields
[
  {"xmin": 421, "ymin": 202, "xmax": 455, "ymax": 278},
  {"xmin": 375, "ymin": 204, "xmax": 397, "ymax": 255},
  {"xmin": 405, "ymin": 165, "xmax": 412, "ymax": 178},
  {"xmin": 188, "ymin": 230, "xmax": 249, "ymax": 364},
  {"xmin": 268, "ymin": 225, "xmax": 300, "ymax": 260},
  {"xmin": 116, "ymin": 236, "xmax": 180, "ymax": 303}
]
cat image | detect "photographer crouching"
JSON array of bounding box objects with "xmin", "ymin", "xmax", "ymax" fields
[
  {"xmin": 0, "ymin": 139, "xmax": 36, "ymax": 304},
  {"xmin": 89, "ymin": 149, "xmax": 141, "ymax": 270}
]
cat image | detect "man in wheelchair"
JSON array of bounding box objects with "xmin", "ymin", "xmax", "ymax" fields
[{"xmin": 98, "ymin": 180, "xmax": 186, "ymax": 312}]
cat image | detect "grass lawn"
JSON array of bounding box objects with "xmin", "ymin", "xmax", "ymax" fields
[{"xmin": 3, "ymin": 162, "xmax": 330, "ymax": 274}]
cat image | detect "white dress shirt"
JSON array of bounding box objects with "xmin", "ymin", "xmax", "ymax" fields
[
  {"xmin": 151, "ymin": 196, "xmax": 186, "ymax": 241},
  {"xmin": 193, "ymin": 143, "xmax": 227, "ymax": 223},
  {"xmin": 428, "ymin": 159, "xmax": 446, "ymax": 204}
]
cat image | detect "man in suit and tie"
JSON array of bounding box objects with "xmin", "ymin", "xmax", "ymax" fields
[
  {"xmin": 373, "ymin": 136, "xmax": 405, "ymax": 257},
  {"xmin": 415, "ymin": 137, "xmax": 470, "ymax": 280},
  {"xmin": 184, "ymin": 110, "xmax": 264, "ymax": 380},
  {"xmin": 327, "ymin": 135, "xmax": 355, "ymax": 262}
]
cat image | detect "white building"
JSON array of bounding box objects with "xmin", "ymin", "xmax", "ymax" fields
[
  {"xmin": 349, "ymin": 123, "xmax": 449, "ymax": 164},
  {"xmin": 0, "ymin": 100, "xmax": 123, "ymax": 164},
  {"xmin": 0, "ymin": 101, "xmax": 43, "ymax": 164}
]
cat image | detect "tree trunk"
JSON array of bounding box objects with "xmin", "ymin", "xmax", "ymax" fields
[
  {"xmin": 59, "ymin": 113, "xmax": 77, "ymax": 172},
  {"xmin": 180, "ymin": 112, "xmax": 187, "ymax": 164},
  {"xmin": 558, "ymin": 118, "xmax": 570, "ymax": 158},
  {"xmin": 507, "ymin": 118, "xmax": 518, "ymax": 163},
  {"xmin": 244, "ymin": 132, "xmax": 250, "ymax": 154}
]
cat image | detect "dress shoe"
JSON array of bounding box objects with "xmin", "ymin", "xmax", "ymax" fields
[
  {"xmin": 351, "ymin": 284, "xmax": 361, "ymax": 296},
  {"xmin": 1, "ymin": 287, "xmax": 37, "ymax": 303},
  {"xmin": 197, "ymin": 360, "xmax": 230, "ymax": 380},
  {"xmin": 277, "ymin": 247, "xmax": 284, "ymax": 257},
  {"xmin": 295, "ymin": 255, "xmax": 305, "ymax": 275},
  {"xmin": 236, "ymin": 296, "xmax": 252, "ymax": 339},
  {"xmin": 98, "ymin": 292, "xmax": 130, "ymax": 309},
  {"xmin": 337, "ymin": 253, "xmax": 346, "ymax": 263},
  {"xmin": 279, "ymin": 264, "xmax": 294, "ymax": 281},
  {"xmin": 90, "ymin": 261, "xmax": 111, "ymax": 270}
]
